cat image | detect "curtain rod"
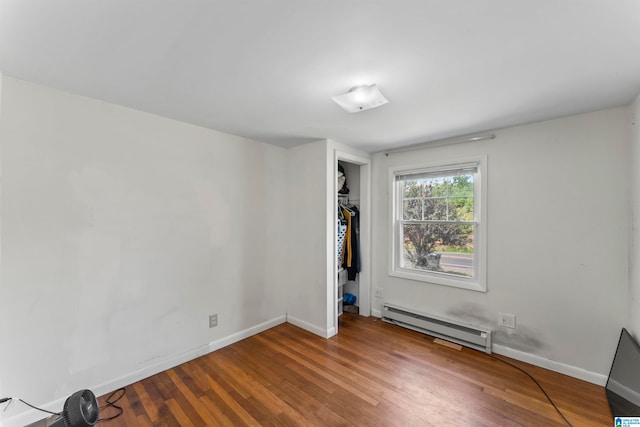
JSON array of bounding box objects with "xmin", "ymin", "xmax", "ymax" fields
[{"xmin": 383, "ymin": 133, "xmax": 496, "ymax": 156}]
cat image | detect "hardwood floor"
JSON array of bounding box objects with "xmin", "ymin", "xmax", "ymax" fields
[{"xmin": 98, "ymin": 313, "xmax": 612, "ymax": 426}]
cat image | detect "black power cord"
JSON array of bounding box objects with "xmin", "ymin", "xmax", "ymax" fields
[
  {"xmin": 0, "ymin": 397, "xmax": 61, "ymax": 416},
  {"xmin": 17, "ymin": 398, "xmax": 61, "ymax": 415},
  {"xmin": 97, "ymin": 387, "xmax": 126, "ymax": 422},
  {"xmin": 489, "ymin": 354, "xmax": 573, "ymax": 427}
]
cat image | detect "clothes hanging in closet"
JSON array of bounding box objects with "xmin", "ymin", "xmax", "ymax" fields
[
  {"xmin": 337, "ymin": 218, "xmax": 347, "ymax": 265},
  {"xmin": 340, "ymin": 204, "xmax": 360, "ymax": 281}
]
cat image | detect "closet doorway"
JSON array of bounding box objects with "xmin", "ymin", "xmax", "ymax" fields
[{"xmin": 334, "ymin": 151, "xmax": 370, "ymax": 334}]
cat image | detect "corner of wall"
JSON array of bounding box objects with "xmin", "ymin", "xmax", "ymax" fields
[
  {"xmin": 0, "ymin": 70, "xmax": 4, "ymax": 124},
  {"xmin": 629, "ymin": 92, "xmax": 640, "ymax": 338},
  {"xmin": 0, "ymin": 71, "xmax": 4, "ymax": 402}
]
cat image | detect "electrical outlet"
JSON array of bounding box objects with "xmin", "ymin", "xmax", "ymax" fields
[
  {"xmin": 498, "ymin": 312, "xmax": 516, "ymax": 329},
  {"xmin": 375, "ymin": 288, "xmax": 384, "ymax": 298},
  {"xmin": 209, "ymin": 314, "xmax": 218, "ymax": 328}
]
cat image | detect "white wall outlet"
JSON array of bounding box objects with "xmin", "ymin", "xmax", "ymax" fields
[
  {"xmin": 209, "ymin": 313, "xmax": 218, "ymax": 328},
  {"xmin": 498, "ymin": 312, "xmax": 516, "ymax": 329},
  {"xmin": 375, "ymin": 288, "xmax": 384, "ymax": 298}
]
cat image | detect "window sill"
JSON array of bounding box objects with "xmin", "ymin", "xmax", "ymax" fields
[{"xmin": 389, "ymin": 268, "xmax": 486, "ymax": 292}]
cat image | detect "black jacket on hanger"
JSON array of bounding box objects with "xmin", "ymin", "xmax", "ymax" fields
[{"xmin": 342, "ymin": 205, "xmax": 360, "ymax": 281}]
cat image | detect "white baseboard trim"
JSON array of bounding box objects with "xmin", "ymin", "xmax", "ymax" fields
[
  {"xmin": 1, "ymin": 315, "xmax": 287, "ymax": 427},
  {"xmin": 286, "ymin": 314, "xmax": 334, "ymax": 338},
  {"xmin": 492, "ymin": 344, "xmax": 607, "ymax": 386},
  {"xmin": 209, "ymin": 315, "xmax": 287, "ymax": 352},
  {"xmin": 608, "ymin": 378, "xmax": 640, "ymax": 406},
  {"xmin": 371, "ymin": 308, "xmax": 382, "ymax": 318}
]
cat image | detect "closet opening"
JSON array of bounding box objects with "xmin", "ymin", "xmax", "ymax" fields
[{"xmin": 334, "ymin": 152, "xmax": 370, "ymax": 334}]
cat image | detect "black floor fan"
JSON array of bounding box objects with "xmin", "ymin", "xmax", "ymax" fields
[{"xmin": 49, "ymin": 390, "xmax": 99, "ymax": 427}]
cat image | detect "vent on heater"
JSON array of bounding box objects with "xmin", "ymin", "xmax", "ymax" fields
[{"xmin": 382, "ymin": 303, "xmax": 492, "ymax": 353}]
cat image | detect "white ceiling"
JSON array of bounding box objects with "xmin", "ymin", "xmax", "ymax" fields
[{"xmin": 1, "ymin": 1, "xmax": 640, "ymax": 153}]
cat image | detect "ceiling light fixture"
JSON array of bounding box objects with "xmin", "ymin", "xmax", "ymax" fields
[{"xmin": 331, "ymin": 84, "xmax": 388, "ymax": 113}]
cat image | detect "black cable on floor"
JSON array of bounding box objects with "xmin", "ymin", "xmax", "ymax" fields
[
  {"xmin": 489, "ymin": 354, "xmax": 573, "ymax": 427},
  {"xmin": 17, "ymin": 398, "xmax": 60, "ymax": 416},
  {"xmin": 97, "ymin": 387, "xmax": 126, "ymax": 422}
]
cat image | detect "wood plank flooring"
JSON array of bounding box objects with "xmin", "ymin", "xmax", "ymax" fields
[{"xmin": 97, "ymin": 313, "xmax": 612, "ymax": 426}]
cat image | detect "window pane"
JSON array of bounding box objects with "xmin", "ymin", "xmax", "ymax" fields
[
  {"xmin": 423, "ymin": 177, "xmax": 449, "ymax": 197},
  {"xmin": 450, "ymin": 175, "xmax": 474, "ymax": 196},
  {"xmin": 401, "ymin": 223, "xmax": 474, "ymax": 277},
  {"xmin": 392, "ymin": 160, "xmax": 484, "ymax": 290},
  {"xmin": 403, "ymin": 180, "xmax": 424, "ymax": 198},
  {"xmin": 403, "ymin": 199, "xmax": 422, "ymax": 220},
  {"xmin": 423, "ymin": 198, "xmax": 448, "ymax": 220},
  {"xmin": 451, "ymin": 196, "xmax": 474, "ymax": 221},
  {"xmin": 401, "ymin": 173, "xmax": 475, "ymax": 222}
]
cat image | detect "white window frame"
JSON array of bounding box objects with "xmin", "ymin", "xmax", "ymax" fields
[{"xmin": 388, "ymin": 155, "xmax": 487, "ymax": 292}]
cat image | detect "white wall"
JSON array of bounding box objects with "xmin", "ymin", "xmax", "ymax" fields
[
  {"xmin": 284, "ymin": 139, "xmax": 371, "ymax": 337},
  {"xmin": 630, "ymin": 93, "xmax": 640, "ymax": 339},
  {"xmin": 284, "ymin": 139, "xmax": 331, "ymax": 336},
  {"xmin": 0, "ymin": 76, "xmax": 289, "ymax": 426},
  {"xmin": 371, "ymin": 107, "xmax": 631, "ymax": 382}
]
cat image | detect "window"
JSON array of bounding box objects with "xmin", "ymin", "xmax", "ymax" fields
[{"xmin": 389, "ymin": 157, "xmax": 486, "ymax": 291}]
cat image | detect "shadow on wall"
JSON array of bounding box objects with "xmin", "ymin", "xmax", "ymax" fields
[{"xmin": 446, "ymin": 302, "xmax": 545, "ymax": 353}]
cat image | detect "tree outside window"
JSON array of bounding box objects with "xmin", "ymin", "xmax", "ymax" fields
[
  {"xmin": 391, "ymin": 159, "xmax": 485, "ymax": 291},
  {"xmin": 401, "ymin": 174, "xmax": 474, "ymax": 276}
]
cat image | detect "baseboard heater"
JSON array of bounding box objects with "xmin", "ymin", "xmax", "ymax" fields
[{"xmin": 382, "ymin": 303, "xmax": 492, "ymax": 354}]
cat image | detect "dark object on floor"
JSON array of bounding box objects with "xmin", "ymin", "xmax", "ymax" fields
[
  {"xmin": 343, "ymin": 293, "xmax": 356, "ymax": 305},
  {"xmin": 606, "ymin": 328, "xmax": 640, "ymax": 417},
  {"xmin": 343, "ymin": 304, "xmax": 359, "ymax": 314},
  {"xmin": 49, "ymin": 390, "xmax": 99, "ymax": 427}
]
